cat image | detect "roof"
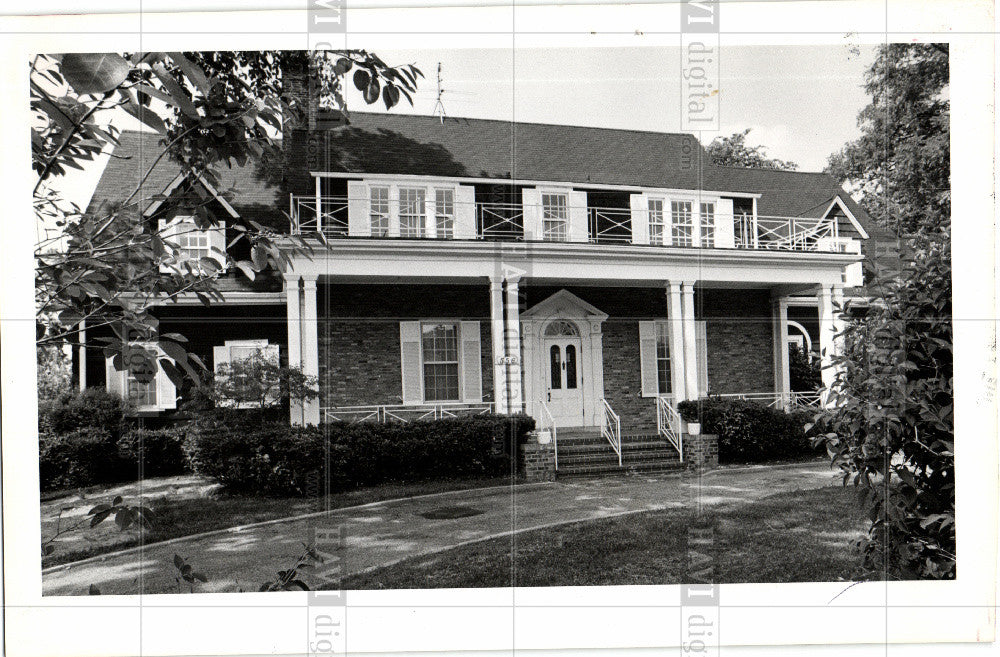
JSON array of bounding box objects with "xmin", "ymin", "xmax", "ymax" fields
[{"xmin": 88, "ymin": 114, "xmax": 879, "ymax": 237}]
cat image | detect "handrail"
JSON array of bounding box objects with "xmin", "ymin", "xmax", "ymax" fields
[
  {"xmin": 599, "ymin": 398, "xmax": 622, "ymax": 467},
  {"xmin": 656, "ymin": 396, "xmax": 684, "ymax": 462},
  {"xmin": 540, "ymin": 401, "xmax": 558, "ymax": 470}
]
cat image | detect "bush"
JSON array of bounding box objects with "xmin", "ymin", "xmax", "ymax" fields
[
  {"xmin": 185, "ymin": 414, "xmax": 535, "ymax": 496},
  {"xmin": 117, "ymin": 428, "xmax": 189, "ymax": 478},
  {"xmin": 38, "ymin": 387, "xmax": 129, "ymax": 438},
  {"xmin": 677, "ymin": 398, "xmax": 819, "ymax": 463},
  {"xmin": 38, "ymin": 428, "xmax": 127, "ymax": 491}
]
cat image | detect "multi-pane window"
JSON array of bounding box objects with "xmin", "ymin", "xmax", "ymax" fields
[
  {"xmin": 370, "ymin": 186, "xmax": 390, "ymax": 237},
  {"xmin": 648, "ymin": 199, "xmax": 665, "ymax": 245},
  {"xmin": 421, "ymin": 323, "xmax": 460, "ymax": 402},
  {"xmin": 699, "ymin": 202, "xmax": 715, "ymax": 247},
  {"xmin": 399, "ymin": 187, "xmax": 426, "ymax": 238},
  {"xmin": 671, "ymin": 201, "xmax": 694, "ymax": 246},
  {"xmin": 126, "ymin": 345, "xmax": 158, "ymax": 407},
  {"xmin": 541, "ymin": 193, "xmax": 569, "ymax": 241},
  {"xmin": 655, "ymin": 322, "xmax": 671, "ymax": 394},
  {"xmin": 434, "ymin": 189, "xmax": 455, "ymax": 238},
  {"xmin": 170, "ymin": 219, "xmax": 211, "ymax": 263}
]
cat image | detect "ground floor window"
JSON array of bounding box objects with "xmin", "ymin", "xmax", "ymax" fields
[
  {"xmin": 655, "ymin": 322, "xmax": 671, "ymax": 394},
  {"xmin": 421, "ymin": 323, "xmax": 460, "ymax": 402},
  {"xmin": 106, "ymin": 342, "xmax": 176, "ymax": 411}
]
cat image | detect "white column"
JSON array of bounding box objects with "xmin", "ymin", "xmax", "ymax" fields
[
  {"xmin": 302, "ymin": 275, "xmax": 320, "ymax": 426},
  {"xmin": 489, "ymin": 276, "xmax": 507, "ymax": 412},
  {"xmin": 681, "ymin": 281, "xmax": 699, "ymax": 401},
  {"xmin": 77, "ymin": 319, "xmax": 87, "ymax": 391},
  {"xmin": 666, "ymin": 282, "xmax": 686, "ymax": 402},
  {"xmin": 284, "ymin": 274, "xmax": 304, "ymax": 425},
  {"xmin": 772, "ymin": 295, "xmax": 791, "ymax": 410},
  {"xmin": 314, "ymin": 175, "xmax": 323, "ymax": 233},
  {"xmin": 504, "ymin": 274, "xmax": 524, "ymax": 414},
  {"xmin": 817, "ymin": 283, "xmax": 844, "ymax": 404}
]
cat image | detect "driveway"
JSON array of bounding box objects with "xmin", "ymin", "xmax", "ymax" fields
[{"xmin": 42, "ymin": 460, "xmax": 840, "ymax": 596}]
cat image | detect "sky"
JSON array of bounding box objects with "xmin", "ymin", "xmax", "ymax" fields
[{"xmin": 54, "ymin": 44, "xmax": 878, "ymax": 212}]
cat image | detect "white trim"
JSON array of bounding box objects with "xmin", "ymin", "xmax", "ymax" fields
[
  {"xmin": 143, "ymin": 173, "xmax": 241, "ymax": 219},
  {"xmin": 821, "ymin": 196, "xmax": 870, "ymax": 239},
  {"xmin": 786, "ymin": 320, "xmax": 813, "ymax": 353},
  {"xmin": 310, "ymin": 170, "xmax": 763, "ymax": 199}
]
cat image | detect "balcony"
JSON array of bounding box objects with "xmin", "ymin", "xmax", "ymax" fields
[{"xmin": 288, "ymin": 194, "xmax": 851, "ymax": 253}]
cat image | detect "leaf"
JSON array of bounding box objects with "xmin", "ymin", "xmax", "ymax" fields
[
  {"xmin": 88, "ymin": 503, "xmax": 112, "ymax": 515},
  {"xmin": 250, "ymin": 244, "xmax": 268, "ymax": 271},
  {"xmin": 61, "ymin": 53, "xmax": 131, "ymax": 95},
  {"xmin": 364, "ymin": 78, "xmax": 380, "ymax": 105},
  {"xmin": 112, "ymin": 495, "xmax": 123, "ymax": 506},
  {"xmin": 174, "ymin": 554, "xmax": 185, "ymax": 569},
  {"xmin": 353, "ymin": 69, "xmax": 370, "ymax": 92},
  {"xmin": 334, "ymin": 58, "xmax": 353, "ymax": 75},
  {"xmin": 151, "ymin": 62, "xmax": 199, "ymax": 119},
  {"xmin": 43, "ymin": 544, "xmax": 56, "ymax": 556},
  {"xmin": 90, "ymin": 509, "xmax": 112, "ymax": 527},
  {"xmin": 192, "ymin": 572, "xmax": 208, "ymax": 583},
  {"xmin": 235, "ymin": 261, "xmax": 256, "ymax": 282},
  {"xmin": 168, "ymin": 52, "xmax": 212, "ymax": 95},
  {"xmin": 88, "ymin": 584, "xmax": 101, "ymax": 595}
]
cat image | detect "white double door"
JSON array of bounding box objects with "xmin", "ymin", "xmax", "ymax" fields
[{"xmin": 544, "ymin": 337, "xmax": 585, "ymax": 427}]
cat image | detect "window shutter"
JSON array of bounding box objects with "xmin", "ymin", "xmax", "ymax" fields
[
  {"xmin": 454, "ymin": 185, "xmax": 477, "ymax": 240},
  {"xmin": 212, "ymin": 345, "xmax": 229, "ymax": 373},
  {"xmin": 208, "ymin": 224, "xmax": 227, "ymax": 270},
  {"xmin": 714, "ymin": 198, "xmax": 735, "ymax": 248},
  {"xmin": 105, "ymin": 355, "xmax": 124, "ymax": 397},
  {"xmin": 567, "ymin": 190, "xmax": 589, "ymax": 243},
  {"xmin": 400, "ymin": 321, "xmax": 422, "ymax": 404},
  {"xmin": 521, "ymin": 188, "xmax": 542, "ymax": 240},
  {"xmin": 638, "ymin": 321, "xmax": 659, "ymax": 397},
  {"xmin": 630, "ymin": 194, "xmax": 649, "ymax": 245},
  {"xmin": 156, "ymin": 352, "xmax": 177, "ymax": 410},
  {"xmin": 263, "ymin": 343, "xmax": 280, "ymax": 365},
  {"xmin": 460, "ymin": 321, "xmax": 483, "ymax": 402},
  {"xmin": 696, "ymin": 321, "xmax": 709, "ymax": 396},
  {"xmin": 347, "ymin": 181, "xmax": 369, "ymax": 237},
  {"xmin": 844, "ymin": 239, "xmax": 863, "ymax": 286}
]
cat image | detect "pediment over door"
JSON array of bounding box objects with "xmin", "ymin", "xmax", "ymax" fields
[{"xmin": 521, "ymin": 289, "xmax": 609, "ymax": 326}]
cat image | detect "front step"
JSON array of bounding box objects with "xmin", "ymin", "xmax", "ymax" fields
[{"xmin": 554, "ymin": 431, "xmax": 683, "ymax": 478}]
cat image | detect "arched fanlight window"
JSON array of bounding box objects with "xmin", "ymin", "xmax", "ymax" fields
[{"xmin": 544, "ymin": 320, "xmax": 579, "ymax": 337}]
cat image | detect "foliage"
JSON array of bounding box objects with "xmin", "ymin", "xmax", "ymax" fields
[
  {"xmin": 706, "ymin": 128, "xmax": 798, "ymax": 170},
  {"xmin": 789, "ymin": 345, "xmax": 823, "ymax": 392},
  {"xmin": 185, "ymin": 414, "xmax": 535, "ymax": 496},
  {"xmin": 37, "ymin": 344, "xmax": 73, "ymax": 402},
  {"xmin": 38, "ymin": 387, "xmax": 129, "ymax": 437},
  {"xmin": 210, "ymin": 353, "xmax": 319, "ymax": 410},
  {"xmin": 825, "ymin": 44, "xmax": 949, "ymax": 235},
  {"xmin": 42, "ymin": 493, "xmax": 154, "ymax": 557},
  {"xmin": 117, "ymin": 427, "xmax": 189, "ymax": 478},
  {"xmin": 172, "ymin": 554, "xmax": 209, "ymax": 592},
  {"xmin": 38, "ymin": 428, "xmax": 124, "ymax": 490},
  {"xmin": 812, "ymin": 231, "xmax": 953, "ymax": 580},
  {"xmin": 677, "ymin": 398, "xmax": 819, "ymax": 463},
  {"xmin": 257, "ymin": 544, "xmax": 323, "ymax": 592},
  {"xmin": 33, "ymin": 50, "xmax": 421, "ymax": 392}
]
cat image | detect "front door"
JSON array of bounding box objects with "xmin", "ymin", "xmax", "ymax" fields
[{"xmin": 545, "ymin": 338, "xmax": 585, "ymax": 426}]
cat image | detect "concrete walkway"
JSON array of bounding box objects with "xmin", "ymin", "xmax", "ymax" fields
[{"xmin": 42, "ymin": 461, "xmax": 839, "ymax": 596}]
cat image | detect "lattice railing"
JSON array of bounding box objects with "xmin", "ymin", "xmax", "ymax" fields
[{"xmin": 321, "ymin": 402, "xmax": 494, "ymax": 424}]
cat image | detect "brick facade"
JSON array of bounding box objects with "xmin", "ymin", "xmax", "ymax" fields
[
  {"xmin": 701, "ymin": 289, "xmax": 776, "ymax": 395},
  {"xmin": 684, "ymin": 433, "xmax": 719, "ymax": 470}
]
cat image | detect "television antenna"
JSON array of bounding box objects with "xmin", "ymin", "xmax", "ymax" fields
[{"xmin": 432, "ymin": 62, "xmax": 447, "ymax": 123}]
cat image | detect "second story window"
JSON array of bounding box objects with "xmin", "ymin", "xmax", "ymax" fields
[
  {"xmin": 399, "ymin": 187, "xmax": 426, "ymax": 238},
  {"xmin": 648, "ymin": 199, "xmax": 665, "ymax": 245},
  {"xmin": 160, "ymin": 215, "xmax": 224, "ymax": 273},
  {"xmin": 541, "ymin": 193, "xmax": 569, "ymax": 241},
  {"xmin": 671, "ymin": 201, "xmax": 693, "ymax": 247},
  {"xmin": 700, "ymin": 202, "xmax": 715, "ymax": 247},
  {"xmin": 435, "ymin": 189, "xmax": 455, "ymax": 239},
  {"xmin": 370, "ymin": 186, "xmax": 390, "ymax": 237}
]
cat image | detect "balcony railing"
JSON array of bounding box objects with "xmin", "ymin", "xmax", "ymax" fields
[{"xmin": 289, "ymin": 194, "xmax": 847, "ymax": 253}]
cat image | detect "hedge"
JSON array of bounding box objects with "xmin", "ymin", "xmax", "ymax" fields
[
  {"xmin": 38, "ymin": 388, "xmax": 129, "ymax": 438},
  {"xmin": 677, "ymin": 398, "xmax": 820, "ymax": 463},
  {"xmin": 185, "ymin": 413, "xmax": 536, "ymax": 496}
]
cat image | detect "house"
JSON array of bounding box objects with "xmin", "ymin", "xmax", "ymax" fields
[{"xmin": 74, "ymin": 70, "xmax": 891, "ymax": 473}]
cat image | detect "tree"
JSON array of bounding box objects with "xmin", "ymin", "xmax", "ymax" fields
[
  {"xmin": 813, "ymin": 230, "xmax": 953, "ymax": 580},
  {"xmin": 211, "ymin": 352, "xmax": 318, "ymax": 410},
  {"xmin": 706, "ymin": 129, "xmax": 798, "ymax": 170},
  {"xmin": 37, "ymin": 344, "xmax": 72, "ymax": 402},
  {"xmin": 825, "ymin": 44, "xmax": 949, "ymax": 235},
  {"xmin": 32, "ymin": 51, "xmax": 421, "ymax": 390}
]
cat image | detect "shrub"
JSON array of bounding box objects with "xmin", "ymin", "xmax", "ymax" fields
[
  {"xmin": 38, "ymin": 428, "xmax": 127, "ymax": 491},
  {"xmin": 185, "ymin": 414, "xmax": 535, "ymax": 496},
  {"xmin": 38, "ymin": 387, "xmax": 129, "ymax": 438},
  {"xmin": 789, "ymin": 345, "xmax": 823, "ymax": 392},
  {"xmin": 677, "ymin": 398, "xmax": 819, "ymax": 463},
  {"xmin": 117, "ymin": 428, "xmax": 189, "ymax": 478}
]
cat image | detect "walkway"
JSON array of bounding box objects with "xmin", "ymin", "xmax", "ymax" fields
[{"xmin": 42, "ymin": 461, "xmax": 840, "ymax": 596}]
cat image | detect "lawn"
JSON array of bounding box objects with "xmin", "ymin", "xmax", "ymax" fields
[
  {"xmin": 341, "ymin": 485, "xmax": 868, "ymax": 588},
  {"xmin": 41, "ymin": 474, "xmax": 518, "ymax": 568}
]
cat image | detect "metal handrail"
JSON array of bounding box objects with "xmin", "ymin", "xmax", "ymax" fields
[
  {"xmin": 540, "ymin": 401, "xmax": 558, "ymax": 471},
  {"xmin": 656, "ymin": 396, "xmax": 684, "ymax": 462},
  {"xmin": 599, "ymin": 398, "xmax": 622, "ymax": 467}
]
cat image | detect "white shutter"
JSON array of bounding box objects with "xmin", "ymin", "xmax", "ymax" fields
[
  {"xmin": 630, "ymin": 194, "xmax": 649, "ymax": 245},
  {"xmin": 207, "ymin": 224, "xmax": 227, "ymax": 270},
  {"xmin": 638, "ymin": 321, "xmax": 659, "ymax": 397},
  {"xmin": 567, "ymin": 190, "xmax": 589, "ymax": 243},
  {"xmin": 460, "ymin": 321, "xmax": 483, "ymax": 402},
  {"xmin": 156, "ymin": 350, "xmax": 177, "ymax": 410},
  {"xmin": 105, "ymin": 355, "xmax": 124, "ymax": 397},
  {"xmin": 400, "ymin": 321, "xmax": 423, "ymax": 404},
  {"xmin": 454, "ymin": 185, "xmax": 477, "ymax": 240},
  {"xmin": 521, "ymin": 188, "xmax": 542, "ymax": 241},
  {"xmin": 696, "ymin": 321, "xmax": 708, "ymax": 396},
  {"xmin": 262, "ymin": 343, "xmax": 280, "ymax": 365},
  {"xmin": 844, "ymin": 239, "xmax": 863, "ymax": 286},
  {"xmin": 347, "ymin": 181, "xmax": 369, "ymax": 237},
  {"xmin": 715, "ymin": 198, "xmax": 735, "ymax": 248},
  {"xmin": 212, "ymin": 345, "xmax": 229, "ymax": 373}
]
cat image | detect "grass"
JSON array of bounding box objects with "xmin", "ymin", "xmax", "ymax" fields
[
  {"xmin": 42, "ymin": 475, "xmax": 518, "ymax": 568},
  {"xmin": 341, "ymin": 486, "xmax": 869, "ymax": 589}
]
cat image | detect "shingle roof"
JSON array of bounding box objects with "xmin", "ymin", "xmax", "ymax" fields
[{"xmin": 89, "ymin": 114, "xmax": 879, "ymax": 237}]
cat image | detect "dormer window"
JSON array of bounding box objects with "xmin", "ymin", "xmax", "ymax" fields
[{"xmin": 159, "ymin": 215, "xmax": 226, "ymax": 272}]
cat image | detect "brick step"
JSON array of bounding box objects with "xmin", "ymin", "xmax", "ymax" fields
[
  {"xmin": 556, "ymin": 434, "xmax": 663, "ymax": 446},
  {"xmin": 557, "ymin": 450, "xmax": 681, "ymax": 468},
  {"xmin": 557, "ymin": 440, "xmax": 675, "ymax": 455},
  {"xmin": 556, "ymin": 460, "xmax": 686, "ymax": 478}
]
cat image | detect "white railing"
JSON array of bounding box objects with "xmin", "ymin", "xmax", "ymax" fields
[
  {"xmin": 599, "ymin": 398, "xmax": 622, "ymax": 467},
  {"xmin": 540, "ymin": 401, "xmax": 558, "ymax": 470},
  {"xmin": 656, "ymin": 396, "xmax": 684, "ymax": 462},
  {"xmin": 713, "ymin": 391, "xmax": 824, "ymax": 410},
  {"xmin": 322, "ymin": 402, "xmax": 494, "ymax": 424},
  {"xmin": 288, "ymin": 194, "xmax": 851, "ymax": 254}
]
